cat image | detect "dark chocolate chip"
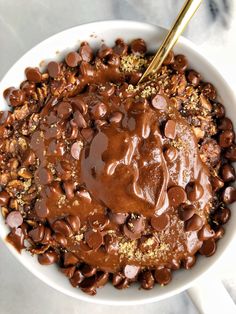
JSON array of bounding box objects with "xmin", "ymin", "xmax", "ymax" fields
[
  {"xmin": 199, "ymin": 239, "xmax": 216, "ymax": 257},
  {"xmin": 198, "ymin": 225, "xmax": 215, "ymax": 241},
  {"xmin": 184, "ymin": 214, "xmax": 203, "ymax": 232},
  {"xmin": 213, "ymin": 207, "xmax": 231, "ymax": 225},
  {"xmin": 187, "ymin": 70, "xmax": 200, "ymax": 86},
  {"xmin": 185, "ymin": 182, "xmax": 204, "ymax": 202},
  {"xmin": 225, "ymin": 145, "xmax": 236, "ymax": 161},
  {"xmin": 218, "ymin": 118, "xmax": 233, "ymax": 131},
  {"xmin": 178, "ymin": 204, "xmax": 195, "ymax": 221},
  {"xmin": 38, "ymin": 251, "xmax": 58, "ymax": 265},
  {"xmin": 171, "ymin": 55, "xmax": 188, "ymax": 72},
  {"xmin": 219, "ymin": 130, "xmax": 235, "ymax": 148},
  {"xmin": 140, "ymin": 271, "xmax": 155, "ymax": 290},
  {"xmin": 182, "ymin": 256, "xmax": 196, "ymax": 269},
  {"xmin": 109, "ymin": 212, "xmax": 129, "ymax": 225},
  {"xmin": 163, "ymin": 51, "xmax": 174, "ymax": 65},
  {"xmin": 130, "ymin": 38, "xmax": 147, "ymax": 55},
  {"xmin": 164, "ymin": 147, "xmax": 178, "ymax": 163},
  {"xmin": 221, "ymin": 164, "xmax": 236, "ymax": 182},
  {"xmin": 222, "ymin": 186, "xmax": 236, "ymax": 204},
  {"xmin": 65, "ymin": 215, "xmax": 81, "ymax": 233},
  {"xmin": 79, "ymin": 42, "xmax": 93, "ymax": 62},
  {"xmin": 64, "ymin": 252, "xmax": 79, "ymax": 266}
]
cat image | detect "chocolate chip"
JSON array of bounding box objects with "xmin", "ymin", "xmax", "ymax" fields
[
  {"xmin": 185, "ymin": 182, "xmax": 204, "ymax": 202},
  {"xmin": 109, "ymin": 111, "xmax": 123, "ymax": 124},
  {"xmin": 123, "ymin": 224, "xmax": 141, "ymax": 240},
  {"xmin": 81, "ymin": 264, "xmax": 97, "ymax": 277},
  {"xmin": 218, "ymin": 118, "xmax": 233, "ymax": 131},
  {"xmin": 52, "ymin": 220, "xmax": 73, "ymax": 237},
  {"xmin": 65, "ymin": 215, "xmax": 81, "ymax": 233},
  {"xmin": 88, "ymin": 213, "xmax": 109, "ymax": 230},
  {"xmin": 213, "ymin": 207, "xmax": 231, "ymax": 225},
  {"xmin": 38, "ymin": 250, "xmax": 58, "ymax": 265},
  {"xmin": 171, "ymin": 55, "xmax": 188, "ymax": 72},
  {"xmin": 0, "ymin": 191, "xmax": 10, "ymax": 206},
  {"xmin": 91, "ymin": 102, "xmax": 107, "ymax": 120},
  {"xmin": 80, "ymin": 277, "xmax": 97, "ymax": 296},
  {"xmin": 140, "ymin": 271, "xmax": 155, "ymax": 290},
  {"xmin": 154, "ymin": 268, "xmax": 172, "ymax": 286},
  {"xmin": 64, "ymin": 252, "xmax": 79, "ymax": 266},
  {"xmin": 163, "ymin": 51, "xmax": 174, "ymax": 65},
  {"xmin": 213, "ymin": 102, "xmax": 225, "ymax": 118},
  {"xmin": 73, "ymin": 110, "xmax": 87, "ymax": 128},
  {"xmin": 219, "ymin": 130, "xmax": 235, "ymax": 148},
  {"xmin": 71, "ymin": 98, "xmax": 88, "ymax": 114},
  {"xmin": 85, "ymin": 230, "xmax": 103, "ymax": 250},
  {"xmin": 151, "ymin": 94, "xmax": 168, "ymax": 110},
  {"xmin": 199, "ymin": 239, "xmax": 216, "ymax": 257},
  {"xmin": 96, "ymin": 272, "xmax": 109, "ymax": 288},
  {"xmin": 25, "ymin": 67, "xmax": 42, "ymax": 83},
  {"xmin": 34, "ymin": 199, "xmax": 49, "ymax": 218},
  {"xmin": 63, "ymin": 180, "xmax": 76, "ymax": 200},
  {"xmin": 28, "ymin": 225, "xmax": 45, "ymax": 243},
  {"xmin": 6, "ymin": 211, "xmax": 23, "ymax": 229},
  {"xmin": 164, "ymin": 147, "xmax": 178, "ymax": 163},
  {"xmin": 57, "ymin": 101, "xmax": 72, "ymax": 119},
  {"xmin": 182, "ymin": 256, "xmax": 196, "ymax": 269},
  {"xmin": 211, "ymin": 176, "xmax": 224, "ymax": 192},
  {"xmin": 70, "ymin": 141, "xmax": 83, "ymax": 160},
  {"xmin": 222, "ymin": 186, "xmax": 236, "ymax": 204},
  {"xmin": 150, "ymin": 213, "xmax": 170, "ymax": 231},
  {"xmin": 53, "ymin": 232, "xmax": 67, "ymax": 247},
  {"xmin": 178, "ymin": 204, "xmax": 195, "ymax": 221},
  {"xmin": 20, "ymin": 81, "xmax": 36, "ymax": 96},
  {"xmin": 109, "ymin": 212, "xmax": 128, "ymax": 225},
  {"xmin": 164, "ymin": 120, "xmax": 177, "ymax": 139},
  {"xmin": 168, "ymin": 186, "xmax": 187, "ymax": 207},
  {"xmin": 225, "ymin": 145, "xmax": 236, "ymax": 161},
  {"xmin": 46, "ymin": 182, "xmax": 64, "ymax": 199},
  {"xmin": 22, "ymin": 149, "xmax": 36, "ymax": 166},
  {"xmin": 123, "ymin": 265, "xmax": 140, "ymax": 279},
  {"xmin": 187, "ymin": 70, "xmax": 200, "ymax": 86},
  {"xmin": 221, "ymin": 164, "xmax": 236, "ymax": 182},
  {"xmin": 70, "ymin": 270, "xmax": 84, "ymax": 287},
  {"xmin": 113, "ymin": 38, "xmax": 128, "ymax": 56},
  {"xmin": 184, "ymin": 214, "xmax": 203, "ymax": 232},
  {"xmin": 79, "ymin": 42, "xmax": 93, "ymax": 62},
  {"xmin": 65, "ymin": 51, "xmax": 82, "ymax": 67},
  {"xmin": 8, "ymin": 89, "xmax": 25, "ymax": 107},
  {"xmin": 98, "ymin": 83, "xmax": 115, "ymax": 97},
  {"xmin": 104, "ymin": 234, "xmax": 119, "ymax": 254},
  {"xmin": 201, "ymin": 83, "xmax": 217, "ymax": 100},
  {"xmin": 76, "ymin": 188, "xmax": 91, "ymax": 202},
  {"xmin": 198, "ymin": 225, "xmax": 215, "ymax": 241},
  {"xmin": 214, "ymin": 225, "xmax": 225, "ymax": 240},
  {"xmin": 47, "ymin": 61, "xmax": 60, "ymax": 78},
  {"xmin": 127, "ymin": 215, "xmax": 145, "ymax": 234},
  {"xmin": 38, "ymin": 167, "xmax": 53, "ymax": 185},
  {"xmin": 61, "ymin": 266, "xmax": 76, "ymax": 279},
  {"xmin": 130, "ymin": 38, "xmax": 147, "ymax": 55},
  {"xmin": 112, "ymin": 272, "xmax": 124, "ymax": 286}
]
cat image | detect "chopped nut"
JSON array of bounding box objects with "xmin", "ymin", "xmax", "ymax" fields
[{"xmin": 18, "ymin": 168, "xmax": 33, "ymax": 179}]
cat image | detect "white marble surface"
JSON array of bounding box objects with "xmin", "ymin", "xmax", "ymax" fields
[{"xmin": 0, "ymin": 1, "xmax": 236, "ymax": 313}]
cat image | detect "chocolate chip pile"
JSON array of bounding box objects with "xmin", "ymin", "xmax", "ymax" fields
[{"xmin": 0, "ymin": 38, "xmax": 235, "ymax": 295}]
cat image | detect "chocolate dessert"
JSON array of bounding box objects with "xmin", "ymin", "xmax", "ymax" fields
[{"xmin": 0, "ymin": 38, "xmax": 235, "ymax": 295}]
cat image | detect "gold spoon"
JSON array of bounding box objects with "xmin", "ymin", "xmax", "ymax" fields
[{"xmin": 138, "ymin": 0, "xmax": 203, "ymax": 84}]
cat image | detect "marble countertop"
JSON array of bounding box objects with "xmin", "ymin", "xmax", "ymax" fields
[{"xmin": 0, "ymin": 1, "xmax": 236, "ymax": 313}]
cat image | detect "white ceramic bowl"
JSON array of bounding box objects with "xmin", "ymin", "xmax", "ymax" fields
[{"xmin": 0, "ymin": 20, "xmax": 236, "ymax": 306}]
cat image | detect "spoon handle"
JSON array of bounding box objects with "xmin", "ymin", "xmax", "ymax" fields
[{"xmin": 139, "ymin": 0, "xmax": 202, "ymax": 84}]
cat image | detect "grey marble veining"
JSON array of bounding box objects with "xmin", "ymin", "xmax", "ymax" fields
[{"xmin": 0, "ymin": 1, "xmax": 235, "ymax": 313}]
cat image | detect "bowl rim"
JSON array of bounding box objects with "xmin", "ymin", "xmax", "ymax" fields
[{"xmin": 0, "ymin": 19, "xmax": 236, "ymax": 306}]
